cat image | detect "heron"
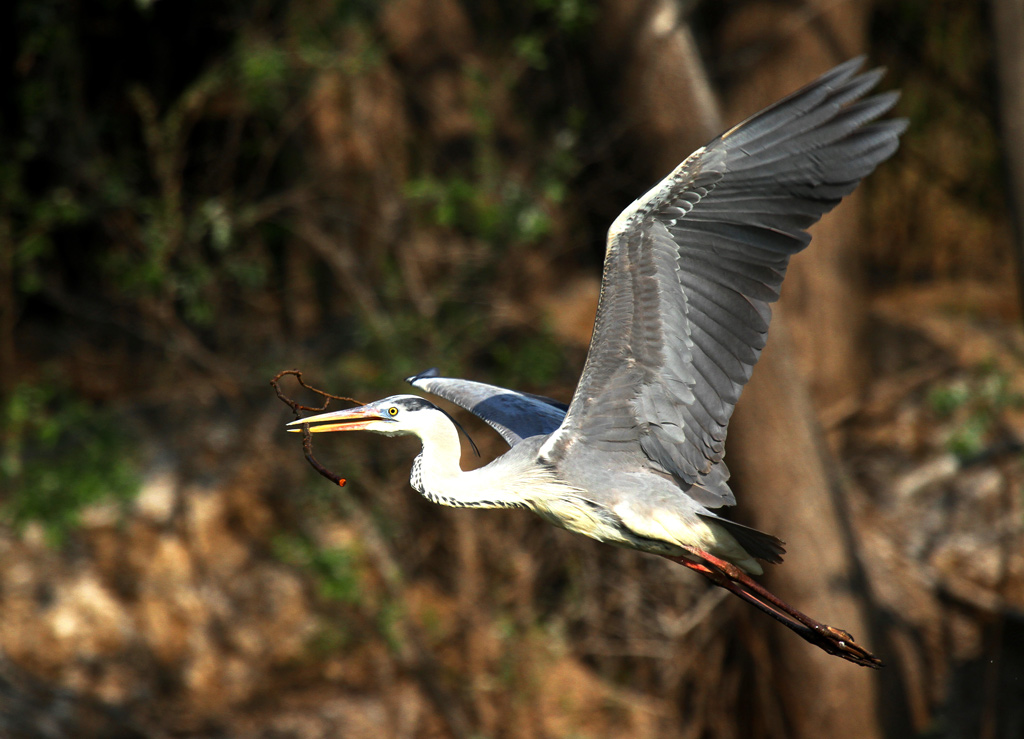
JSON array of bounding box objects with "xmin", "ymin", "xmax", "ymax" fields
[{"xmin": 288, "ymin": 58, "xmax": 905, "ymax": 667}]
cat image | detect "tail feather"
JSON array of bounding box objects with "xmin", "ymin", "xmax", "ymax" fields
[{"xmin": 699, "ymin": 514, "xmax": 786, "ymax": 564}]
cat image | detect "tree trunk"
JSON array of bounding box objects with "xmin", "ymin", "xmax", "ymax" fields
[
  {"xmin": 990, "ymin": 0, "xmax": 1024, "ymax": 322},
  {"xmin": 594, "ymin": 0, "xmax": 722, "ymax": 166},
  {"xmin": 727, "ymin": 318, "xmax": 883, "ymax": 738},
  {"xmin": 716, "ymin": 0, "xmax": 872, "ymax": 416},
  {"xmin": 718, "ymin": 3, "xmax": 887, "ymax": 737}
]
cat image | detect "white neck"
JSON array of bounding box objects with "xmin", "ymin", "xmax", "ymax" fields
[{"xmin": 410, "ymin": 411, "xmax": 531, "ymax": 510}]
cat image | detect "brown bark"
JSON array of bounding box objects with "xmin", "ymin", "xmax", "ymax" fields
[
  {"xmin": 990, "ymin": 0, "xmax": 1024, "ymax": 321},
  {"xmin": 717, "ymin": 0, "xmax": 872, "ymax": 415},
  {"xmin": 727, "ymin": 318, "xmax": 883, "ymax": 738},
  {"xmin": 718, "ymin": 3, "xmax": 885, "ymax": 737},
  {"xmin": 595, "ymin": 0, "xmax": 722, "ymax": 165}
]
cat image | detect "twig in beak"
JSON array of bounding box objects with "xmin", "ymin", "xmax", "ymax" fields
[{"xmin": 270, "ymin": 369, "xmax": 364, "ymax": 487}]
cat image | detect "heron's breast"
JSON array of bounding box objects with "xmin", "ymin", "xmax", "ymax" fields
[{"xmin": 529, "ymin": 491, "xmax": 637, "ymax": 548}]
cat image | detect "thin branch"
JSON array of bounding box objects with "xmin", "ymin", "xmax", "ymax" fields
[
  {"xmin": 270, "ymin": 368, "xmax": 363, "ymax": 487},
  {"xmin": 293, "ymin": 219, "xmax": 394, "ymax": 342}
]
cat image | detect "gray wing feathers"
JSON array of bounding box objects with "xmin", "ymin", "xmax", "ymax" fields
[
  {"xmin": 543, "ymin": 59, "xmax": 905, "ymax": 508},
  {"xmin": 407, "ymin": 371, "xmax": 566, "ymax": 446}
]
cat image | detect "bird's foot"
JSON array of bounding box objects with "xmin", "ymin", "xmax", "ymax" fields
[{"xmin": 810, "ymin": 624, "xmax": 882, "ymax": 668}]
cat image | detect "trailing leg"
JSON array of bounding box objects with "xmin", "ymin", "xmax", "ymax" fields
[{"xmin": 663, "ymin": 547, "xmax": 881, "ymax": 668}]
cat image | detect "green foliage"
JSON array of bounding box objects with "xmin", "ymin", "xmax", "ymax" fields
[
  {"xmin": 305, "ymin": 620, "xmax": 355, "ymax": 656},
  {"xmin": 272, "ymin": 532, "xmax": 364, "ymax": 604},
  {"xmin": 490, "ymin": 330, "xmax": 568, "ymax": 388},
  {"xmin": 5, "ymin": 0, "xmax": 598, "ymax": 410},
  {"xmin": 532, "ymin": 0, "xmax": 597, "ymax": 35},
  {"xmin": 376, "ymin": 599, "xmax": 406, "ymax": 654},
  {"xmin": 404, "ymin": 68, "xmax": 578, "ymax": 252},
  {"xmin": 343, "ymin": 55, "xmax": 586, "ymax": 387},
  {"xmin": 0, "ymin": 170, "xmax": 88, "ymax": 296},
  {"xmin": 514, "ymin": 0, "xmax": 597, "ymax": 70},
  {"xmin": 237, "ymin": 40, "xmax": 292, "ymax": 111},
  {"xmin": 404, "ymin": 53, "xmax": 582, "ymax": 246},
  {"xmin": 0, "ymin": 381, "xmax": 141, "ymax": 545},
  {"xmin": 927, "ymin": 380, "xmax": 971, "ymax": 418},
  {"xmin": 405, "ymin": 175, "xmax": 553, "ymax": 247},
  {"xmin": 945, "ymin": 415, "xmax": 989, "ymax": 461},
  {"xmin": 272, "ymin": 532, "xmax": 414, "ymax": 655},
  {"xmin": 929, "ymin": 365, "xmax": 1024, "ymax": 461},
  {"xmin": 514, "ymin": 33, "xmax": 550, "ymax": 71},
  {"xmin": 3, "ymin": 1, "xmax": 391, "ymax": 369}
]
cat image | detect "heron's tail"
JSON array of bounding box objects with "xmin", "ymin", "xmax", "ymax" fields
[
  {"xmin": 662, "ymin": 547, "xmax": 882, "ymax": 668},
  {"xmin": 697, "ymin": 514, "xmax": 786, "ymax": 565}
]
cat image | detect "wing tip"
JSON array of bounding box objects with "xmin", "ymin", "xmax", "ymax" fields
[
  {"xmin": 406, "ymin": 367, "xmax": 441, "ymax": 386},
  {"xmin": 827, "ymin": 55, "xmax": 867, "ymax": 82}
]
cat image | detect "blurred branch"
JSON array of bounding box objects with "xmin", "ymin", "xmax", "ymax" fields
[
  {"xmin": 244, "ymin": 100, "xmax": 313, "ymax": 202},
  {"xmin": 990, "ymin": 0, "xmax": 1024, "ymax": 322},
  {"xmin": 129, "ymin": 71, "xmax": 223, "ymax": 265},
  {"xmin": 293, "ymin": 219, "xmax": 395, "ymax": 342},
  {"xmin": 579, "ymin": 588, "xmax": 729, "ymax": 658},
  {"xmin": 0, "ymin": 219, "xmax": 13, "ymax": 395},
  {"xmin": 39, "ymin": 278, "xmax": 241, "ymax": 399},
  {"xmin": 324, "ymin": 485, "xmax": 472, "ymax": 739},
  {"xmin": 239, "ymin": 187, "xmax": 318, "ymax": 227}
]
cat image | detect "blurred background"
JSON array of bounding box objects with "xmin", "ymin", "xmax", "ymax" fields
[{"xmin": 2, "ymin": 0, "xmax": 1023, "ymax": 736}]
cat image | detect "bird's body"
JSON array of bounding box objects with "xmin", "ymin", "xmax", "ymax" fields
[{"xmin": 288, "ymin": 58, "xmax": 906, "ymax": 667}]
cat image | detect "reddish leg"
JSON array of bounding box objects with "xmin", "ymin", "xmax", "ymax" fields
[{"xmin": 663, "ymin": 547, "xmax": 882, "ymax": 668}]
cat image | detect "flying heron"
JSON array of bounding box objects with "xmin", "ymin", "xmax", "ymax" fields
[{"xmin": 288, "ymin": 58, "xmax": 905, "ymax": 667}]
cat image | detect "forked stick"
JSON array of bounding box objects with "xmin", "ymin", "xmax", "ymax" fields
[{"xmin": 271, "ymin": 369, "xmax": 364, "ymax": 487}]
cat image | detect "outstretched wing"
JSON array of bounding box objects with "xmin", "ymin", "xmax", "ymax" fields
[
  {"xmin": 540, "ymin": 58, "xmax": 906, "ymax": 506},
  {"xmin": 407, "ymin": 369, "xmax": 567, "ymax": 447}
]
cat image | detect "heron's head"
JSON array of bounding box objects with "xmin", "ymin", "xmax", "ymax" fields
[{"xmin": 287, "ymin": 395, "xmax": 445, "ymax": 438}]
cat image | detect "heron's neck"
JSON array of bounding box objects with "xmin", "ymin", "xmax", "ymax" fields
[{"xmin": 412, "ymin": 416, "xmax": 530, "ymax": 510}]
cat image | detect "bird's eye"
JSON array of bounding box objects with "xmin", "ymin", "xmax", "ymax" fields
[{"xmin": 388, "ymin": 407, "xmax": 398, "ymax": 417}]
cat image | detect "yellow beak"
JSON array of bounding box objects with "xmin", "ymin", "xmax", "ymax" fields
[{"xmin": 286, "ymin": 405, "xmax": 388, "ymax": 433}]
